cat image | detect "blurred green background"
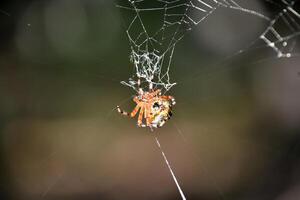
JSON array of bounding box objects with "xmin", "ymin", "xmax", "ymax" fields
[{"xmin": 0, "ymin": 0, "xmax": 300, "ymax": 200}]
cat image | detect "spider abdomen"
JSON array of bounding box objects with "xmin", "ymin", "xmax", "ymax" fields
[{"xmin": 150, "ymin": 99, "xmax": 173, "ymax": 128}]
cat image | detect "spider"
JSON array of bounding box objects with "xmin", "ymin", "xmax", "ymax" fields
[{"xmin": 117, "ymin": 79, "xmax": 176, "ymax": 128}]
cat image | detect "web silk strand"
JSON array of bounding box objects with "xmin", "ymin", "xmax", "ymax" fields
[{"xmin": 155, "ymin": 136, "xmax": 187, "ymax": 200}]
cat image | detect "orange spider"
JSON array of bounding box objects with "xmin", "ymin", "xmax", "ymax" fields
[{"xmin": 117, "ymin": 80, "xmax": 176, "ymax": 128}]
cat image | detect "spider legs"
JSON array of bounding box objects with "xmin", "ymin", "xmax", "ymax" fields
[
  {"xmin": 117, "ymin": 104, "xmax": 140, "ymax": 118},
  {"xmin": 118, "ymin": 80, "xmax": 175, "ymax": 129},
  {"xmin": 144, "ymin": 104, "xmax": 151, "ymax": 127},
  {"xmin": 137, "ymin": 78, "xmax": 155, "ymax": 93},
  {"xmin": 137, "ymin": 77, "xmax": 153, "ymax": 90},
  {"xmin": 117, "ymin": 104, "xmax": 147, "ymax": 127},
  {"xmin": 149, "ymin": 82, "xmax": 153, "ymax": 90},
  {"xmin": 116, "ymin": 106, "xmax": 129, "ymax": 116},
  {"xmin": 161, "ymin": 95, "xmax": 176, "ymax": 105},
  {"xmin": 137, "ymin": 79, "xmax": 143, "ymax": 95},
  {"xmin": 170, "ymin": 96, "xmax": 176, "ymax": 105},
  {"xmin": 137, "ymin": 107, "xmax": 146, "ymax": 127}
]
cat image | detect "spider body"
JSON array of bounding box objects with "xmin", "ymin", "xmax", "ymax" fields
[
  {"xmin": 117, "ymin": 80, "xmax": 175, "ymax": 128},
  {"xmin": 150, "ymin": 99, "xmax": 173, "ymax": 128}
]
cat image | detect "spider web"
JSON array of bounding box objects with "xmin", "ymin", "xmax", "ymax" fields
[
  {"xmin": 115, "ymin": 1, "xmax": 300, "ymax": 199},
  {"xmin": 117, "ymin": 0, "xmax": 300, "ymax": 92},
  {"xmin": 3, "ymin": 1, "xmax": 300, "ymax": 200}
]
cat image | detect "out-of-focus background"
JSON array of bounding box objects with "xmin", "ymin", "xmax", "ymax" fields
[{"xmin": 0, "ymin": 0, "xmax": 300, "ymax": 200}]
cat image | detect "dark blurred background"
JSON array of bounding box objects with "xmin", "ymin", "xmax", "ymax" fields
[{"xmin": 0, "ymin": 0, "xmax": 300, "ymax": 200}]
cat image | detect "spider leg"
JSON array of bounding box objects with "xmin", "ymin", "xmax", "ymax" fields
[
  {"xmin": 117, "ymin": 104, "xmax": 141, "ymax": 118},
  {"xmin": 144, "ymin": 104, "xmax": 151, "ymax": 127},
  {"xmin": 170, "ymin": 96, "xmax": 176, "ymax": 105},
  {"xmin": 158, "ymin": 119, "xmax": 166, "ymax": 128},
  {"xmin": 149, "ymin": 82, "xmax": 153, "ymax": 90},
  {"xmin": 130, "ymin": 104, "xmax": 141, "ymax": 118},
  {"xmin": 137, "ymin": 79, "xmax": 144, "ymax": 95},
  {"xmin": 137, "ymin": 78, "xmax": 141, "ymax": 88},
  {"xmin": 161, "ymin": 96, "xmax": 176, "ymax": 105},
  {"xmin": 152, "ymin": 89, "xmax": 161, "ymax": 96},
  {"xmin": 137, "ymin": 107, "xmax": 146, "ymax": 127},
  {"xmin": 116, "ymin": 106, "xmax": 130, "ymax": 116}
]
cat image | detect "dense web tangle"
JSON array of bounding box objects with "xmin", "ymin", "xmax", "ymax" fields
[
  {"xmin": 259, "ymin": 0, "xmax": 300, "ymax": 58},
  {"xmin": 117, "ymin": 0, "xmax": 300, "ymax": 92}
]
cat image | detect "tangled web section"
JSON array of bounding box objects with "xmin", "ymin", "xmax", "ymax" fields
[{"xmin": 117, "ymin": 0, "xmax": 300, "ymax": 92}]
